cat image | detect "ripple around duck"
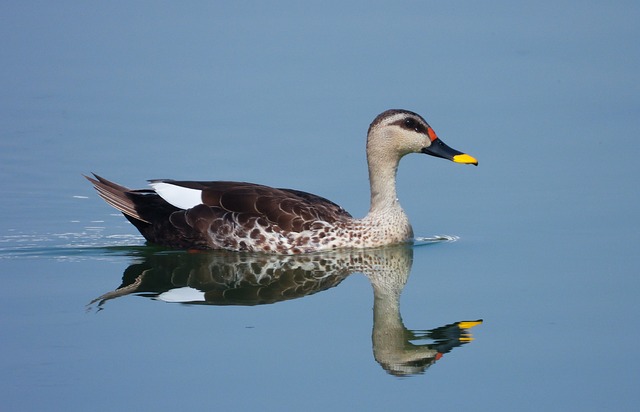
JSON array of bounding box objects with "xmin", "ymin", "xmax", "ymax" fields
[
  {"xmin": 413, "ymin": 235, "xmax": 459, "ymax": 246},
  {"xmin": 0, "ymin": 231, "xmax": 460, "ymax": 261}
]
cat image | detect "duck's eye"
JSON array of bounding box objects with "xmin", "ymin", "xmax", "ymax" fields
[
  {"xmin": 404, "ymin": 118, "xmax": 416, "ymax": 129},
  {"xmin": 403, "ymin": 117, "xmax": 425, "ymax": 133}
]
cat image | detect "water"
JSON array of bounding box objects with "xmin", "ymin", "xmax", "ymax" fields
[{"xmin": 2, "ymin": 1, "xmax": 639, "ymax": 411}]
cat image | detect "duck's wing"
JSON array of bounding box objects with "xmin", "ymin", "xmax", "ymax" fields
[{"xmin": 149, "ymin": 180, "xmax": 352, "ymax": 233}]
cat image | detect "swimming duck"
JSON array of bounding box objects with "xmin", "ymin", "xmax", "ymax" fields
[{"xmin": 86, "ymin": 109, "xmax": 477, "ymax": 254}]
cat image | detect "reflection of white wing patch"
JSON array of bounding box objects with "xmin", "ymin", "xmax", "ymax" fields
[
  {"xmin": 156, "ymin": 287, "xmax": 205, "ymax": 303},
  {"xmin": 150, "ymin": 182, "xmax": 202, "ymax": 209}
]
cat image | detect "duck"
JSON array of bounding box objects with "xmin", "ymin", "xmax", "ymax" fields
[{"xmin": 86, "ymin": 109, "xmax": 477, "ymax": 254}]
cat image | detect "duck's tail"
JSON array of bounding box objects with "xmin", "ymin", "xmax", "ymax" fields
[
  {"xmin": 84, "ymin": 173, "xmax": 149, "ymax": 223},
  {"xmin": 85, "ymin": 174, "xmax": 206, "ymax": 248}
]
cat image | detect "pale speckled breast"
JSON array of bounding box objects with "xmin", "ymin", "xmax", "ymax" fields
[{"xmin": 200, "ymin": 206, "xmax": 413, "ymax": 254}]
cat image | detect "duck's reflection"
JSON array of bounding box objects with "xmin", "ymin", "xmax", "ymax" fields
[{"xmin": 90, "ymin": 245, "xmax": 481, "ymax": 376}]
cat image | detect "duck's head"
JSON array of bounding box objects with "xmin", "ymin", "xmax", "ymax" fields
[{"xmin": 367, "ymin": 109, "xmax": 478, "ymax": 166}]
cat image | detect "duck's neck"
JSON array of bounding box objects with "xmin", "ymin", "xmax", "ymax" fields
[
  {"xmin": 360, "ymin": 149, "xmax": 413, "ymax": 244},
  {"xmin": 367, "ymin": 151, "xmax": 402, "ymax": 215}
]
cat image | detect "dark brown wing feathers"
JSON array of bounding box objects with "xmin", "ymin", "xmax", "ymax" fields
[{"xmin": 161, "ymin": 180, "xmax": 352, "ymax": 228}]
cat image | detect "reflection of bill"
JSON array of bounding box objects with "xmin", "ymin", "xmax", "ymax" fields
[{"xmin": 89, "ymin": 245, "xmax": 481, "ymax": 377}]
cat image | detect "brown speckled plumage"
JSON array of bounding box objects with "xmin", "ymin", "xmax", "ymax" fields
[{"xmin": 86, "ymin": 109, "xmax": 477, "ymax": 253}]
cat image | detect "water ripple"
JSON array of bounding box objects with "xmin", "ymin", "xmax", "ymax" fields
[
  {"xmin": 0, "ymin": 230, "xmax": 460, "ymax": 260},
  {"xmin": 0, "ymin": 230, "xmax": 145, "ymax": 261}
]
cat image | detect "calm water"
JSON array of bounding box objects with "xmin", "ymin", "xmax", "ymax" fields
[{"xmin": 2, "ymin": 2, "xmax": 639, "ymax": 411}]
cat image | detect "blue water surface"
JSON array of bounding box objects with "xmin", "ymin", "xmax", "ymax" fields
[{"xmin": 1, "ymin": 1, "xmax": 639, "ymax": 411}]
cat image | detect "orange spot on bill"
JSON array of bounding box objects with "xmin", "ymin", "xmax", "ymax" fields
[{"xmin": 427, "ymin": 127, "xmax": 438, "ymax": 142}]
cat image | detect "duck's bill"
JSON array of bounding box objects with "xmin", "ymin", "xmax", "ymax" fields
[{"xmin": 421, "ymin": 138, "xmax": 478, "ymax": 166}]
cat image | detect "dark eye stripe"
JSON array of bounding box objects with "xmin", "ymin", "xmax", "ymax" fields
[{"xmin": 393, "ymin": 117, "xmax": 427, "ymax": 134}]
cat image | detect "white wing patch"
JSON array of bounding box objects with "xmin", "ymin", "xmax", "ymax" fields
[{"xmin": 150, "ymin": 182, "xmax": 202, "ymax": 209}]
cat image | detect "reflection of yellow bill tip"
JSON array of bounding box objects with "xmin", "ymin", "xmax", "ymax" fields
[
  {"xmin": 458, "ymin": 320, "xmax": 483, "ymax": 329},
  {"xmin": 453, "ymin": 153, "xmax": 478, "ymax": 165}
]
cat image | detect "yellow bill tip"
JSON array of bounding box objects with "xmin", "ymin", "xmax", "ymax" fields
[
  {"xmin": 453, "ymin": 153, "xmax": 478, "ymax": 166},
  {"xmin": 457, "ymin": 320, "xmax": 483, "ymax": 329}
]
